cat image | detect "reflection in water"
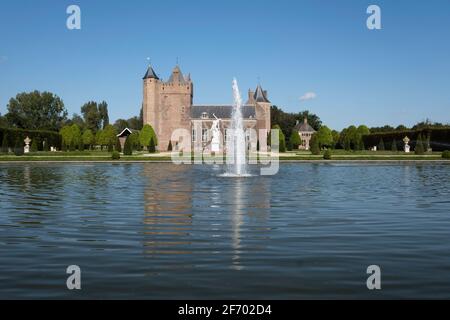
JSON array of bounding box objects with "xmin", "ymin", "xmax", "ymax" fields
[
  {"xmin": 224, "ymin": 175, "xmax": 271, "ymax": 270},
  {"xmin": 142, "ymin": 165, "xmax": 193, "ymax": 256},
  {"xmin": 230, "ymin": 179, "xmax": 245, "ymax": 270},
  {"xmin": 1, "ymin": 163, "xmax": 450, "ymax": 299}
]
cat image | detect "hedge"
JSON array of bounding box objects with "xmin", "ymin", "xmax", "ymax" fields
[
  {"xmin": 362, "ymin": 128, "xmax": 450, "ymax": 152},
  {"xmin": 0, "ymin": 127, "xmax": 62, "ymax": 151}
]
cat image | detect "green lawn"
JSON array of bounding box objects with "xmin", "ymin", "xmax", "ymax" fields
[{"xmin": 0, "ymin": 150, "xmax": 447, "ymax": 162}]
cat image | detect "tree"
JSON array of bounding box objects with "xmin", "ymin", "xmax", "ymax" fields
[
  {"xmin": 339, "ymin": 126, "xmax": 359, "ymax": 150},
  {"xmin": 31, "ymin": 138, "xmax": 38, "ymax": 152},
  {"xmin": 140, "ymin": 124, "xmax": 158, "ymax": 149},
  {"xmin": 270, "ymin": 105, "xmax": 322, "ymax": 138},
  {"xmin": 123, "ymin": 136, "xmax": 133, "ymax": 155},
  {"xmin": 415, "ymin": 134, "xmax": 425, "ymax": 155},
  {"xmin": 0, "ymin": 113, "xmax": 8, "ymax": 128},
  {"xmin": 81, "ymin": 101, "xmax": 102, "ymax": 133},
  {"xmin": 66, "ymin": 113, "xmax": 85, "ymax": 129},
  {"xmin": 6, "ymin": 91, "xmax": 67, "ymax": 131},
  {"xmin": 391, "ymin": 139, "xmax": 398, "ymax": 152},
  {"xmin": 331, "ymin": 130, "xmax": 340, "ymax": 149},
  {"xmin": 102, "ymin": 125, "xmax": 118, "ymax": 147},
  {"xmin": 78, "ymin": 139, "xmax": 85, "ymax": 151},
  {"xmin": 115, "ymin": 138, "xmax": 122, "ymax": 152},
  {"xmin": 149, "ymin": 137, "xmax": 156, "ymax": 153},
  {"xmin": 316, "ymin": 126, "xmax": 333, "ymax": 148},
  {"xmin": 128, "ymin": 116, "xmax": 143, "ymax": 130},
  {"xmin": 378, "ymin": 138, "xmax": 385, "ymax": 151},
  {"xmin": 129, "ymin": 131, "xmax": 141, "ymax": 151},
  {"xmin": 60, "ymin": 125, "xmax": 73, "ymax": 150},
  {"xmin": 370, "ymin": 125, "xmax": 395, "ymax": 133},
  {"xmin": 82, "ymin": 129, "xmax": 95, "ymax": 150},
  {"xmin": 289, "ymin": 130, "xmax": 301, "ymax": 149},
  {"xmin": 114, "ymin": 119, "xmax": 129, "ymax": 132},
  {"xmin": 271, "ymin": 125, "xmax": 286, "ymax": 152},
  {"xmin": 310, "ymin": 134, "xmax": 320, "ymax": 155},
  {"xmin": 98, "ymin": 101, "xmax": 109, "ymax": 129},
  {"xmin": 70, "ymin": 124, "xmax": 82, "ymax": 148},
  {"xmin": 1, "ymin": 134, "xmax": 9, "ymax": 153},
  {"xmin": 396, "ymin": 125, "xmax": 409, "ymax": 131},
  {"xmin": 356, "ymin": 125, "xmax": 370, "ymax": 150},
  {"xmin": 96, "ymin": 130, "xmax": 104, "ymax": 149}
]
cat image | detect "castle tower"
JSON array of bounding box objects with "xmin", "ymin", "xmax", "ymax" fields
[
  {"xmin": 143, "ymin": 64, "xmax": 193, "ymax": 151},
  {"xmin": 253, "ymin": 84, "xmax": 271, "ymax": 134},
  {"xmin": 143, "ymin": 64, "xmax": 161, "ymax": 140}
]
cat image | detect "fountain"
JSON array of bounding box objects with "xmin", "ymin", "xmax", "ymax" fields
[{"xmin": 224, "ymin": 78, "xmax": 249, "ymax": 177}]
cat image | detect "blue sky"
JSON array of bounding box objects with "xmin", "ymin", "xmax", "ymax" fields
[{"xmin": 0, "ymin": 0, "xmax": 449, "ymax": 130}]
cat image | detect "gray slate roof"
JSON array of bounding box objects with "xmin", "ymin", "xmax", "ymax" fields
[
  {"xmin": 143, "ymin": 66, "xmax": 159, "ymax": 80},
  {"xmin": 254, "ymin": 85, "xmax": 270, "ymax": 103},
  {"xmin": 294, "ymin": 120, "xmax": 316, "ymax": 132},
  {"xmin": 191, "ymin": 105, "xmax": 256, "ymax": 119},
  {"xmin": 167, "ymin": 65, "xmax": 187, "ymax": 84}
]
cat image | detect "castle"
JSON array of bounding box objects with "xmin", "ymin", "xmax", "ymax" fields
[{"xmin": 142, "ymin": 64, "xmax": 271, "ymax": 151}]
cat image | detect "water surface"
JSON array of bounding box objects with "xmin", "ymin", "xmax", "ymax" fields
[{"xmin": 0, "ymin": 163, "xmax": 449, "ymax": 299}]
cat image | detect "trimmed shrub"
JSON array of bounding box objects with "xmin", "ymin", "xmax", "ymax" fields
[
  {"xmin": 168, "ymin": 140, "xmax": 172, "ymax": 151},
  {"xmin": 323, "ymin": 149, "xmax": 332, "ymax": 160},
  {"xmin": 1, "ymin": 134, "xmax": 8, "ymax": 153},
  {"xmin": 310, "ymin": 134, "xmax": 320, "ymax": 155},
  {"xmin": 14, "ymin": 137, "xmax": 24, "ymax": 156},
  {"xmin": 362, "ymin": 128, "xmax": 450, "ymax": 152},
  {"xmin": 289, "ymin": 130, "xmax": 301, "ymax": 149},
  {"xmin": 391, "ymin": 139, "xmax": 398, "ymax": 152},
  {"xmin": 287, "ymin": 140, "xmax": 293, "ymax": 151},
  {"xmin": 115, "ymin": 138, "xmax": 122, "ymax": 152},
  {"xmin": 107, "ymin": 143, "xmax": 114, "ymax": 153},
  {"xmin": 415, "ymin": 134, "xmax": 425, "ymax": 155},
  {"xmin": 111, "ymin": 151, "xmax": 120, "ymax": 160},
  {"xmin": 149, "ymin": 137, "xmax": 156, "ymax": 153},
  {"xmin": 378, "ymin": 138, "xmax": 385, "ymax": 151},
  {"xmin": 0, "ymin": 127, "xmax": 62, "ymax": 151},
  {"xmin": 123, "ymin": 136, "xmax": 132, "ymax": 155},
  {"xmin": 442, "ymin": 150, "xmax": 450, "ymax": 159},
  {"xmin": 30, "ymin": 138, "xmax": 38, "ymax": 152}
]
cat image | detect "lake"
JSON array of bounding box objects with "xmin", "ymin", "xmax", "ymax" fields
[{"xmin": 0, "ymin": 162, "xmax": 449, "ymax": 299}]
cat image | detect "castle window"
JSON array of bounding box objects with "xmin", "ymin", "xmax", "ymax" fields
[
  {"xmin": 202, "ymin": 128, "xmax": 208, "ymax": 142},
  {"xmin": 192, "ymin": 128, "xmax": 196, "ymax": 142},
  {"xmin": 201, "ymin": 112, "xmax": 209, "ymax": 119}
]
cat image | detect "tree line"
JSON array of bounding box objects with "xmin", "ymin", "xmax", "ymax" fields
[{"xmin": 0, "ymin": 90, "xmax": 143, "ymax": 134}]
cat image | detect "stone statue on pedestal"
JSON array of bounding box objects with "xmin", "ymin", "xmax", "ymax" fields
[
  {"xmin": 403, "ymin": 136, "xmax": 410, "ymax": 153},
  {"xmin": 24, "ymin": 136, "xmax": 31, "ymax": 154},
  {"xmin": 211, "ymin": 114, "xmax": 221, "ymax": 153}
]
